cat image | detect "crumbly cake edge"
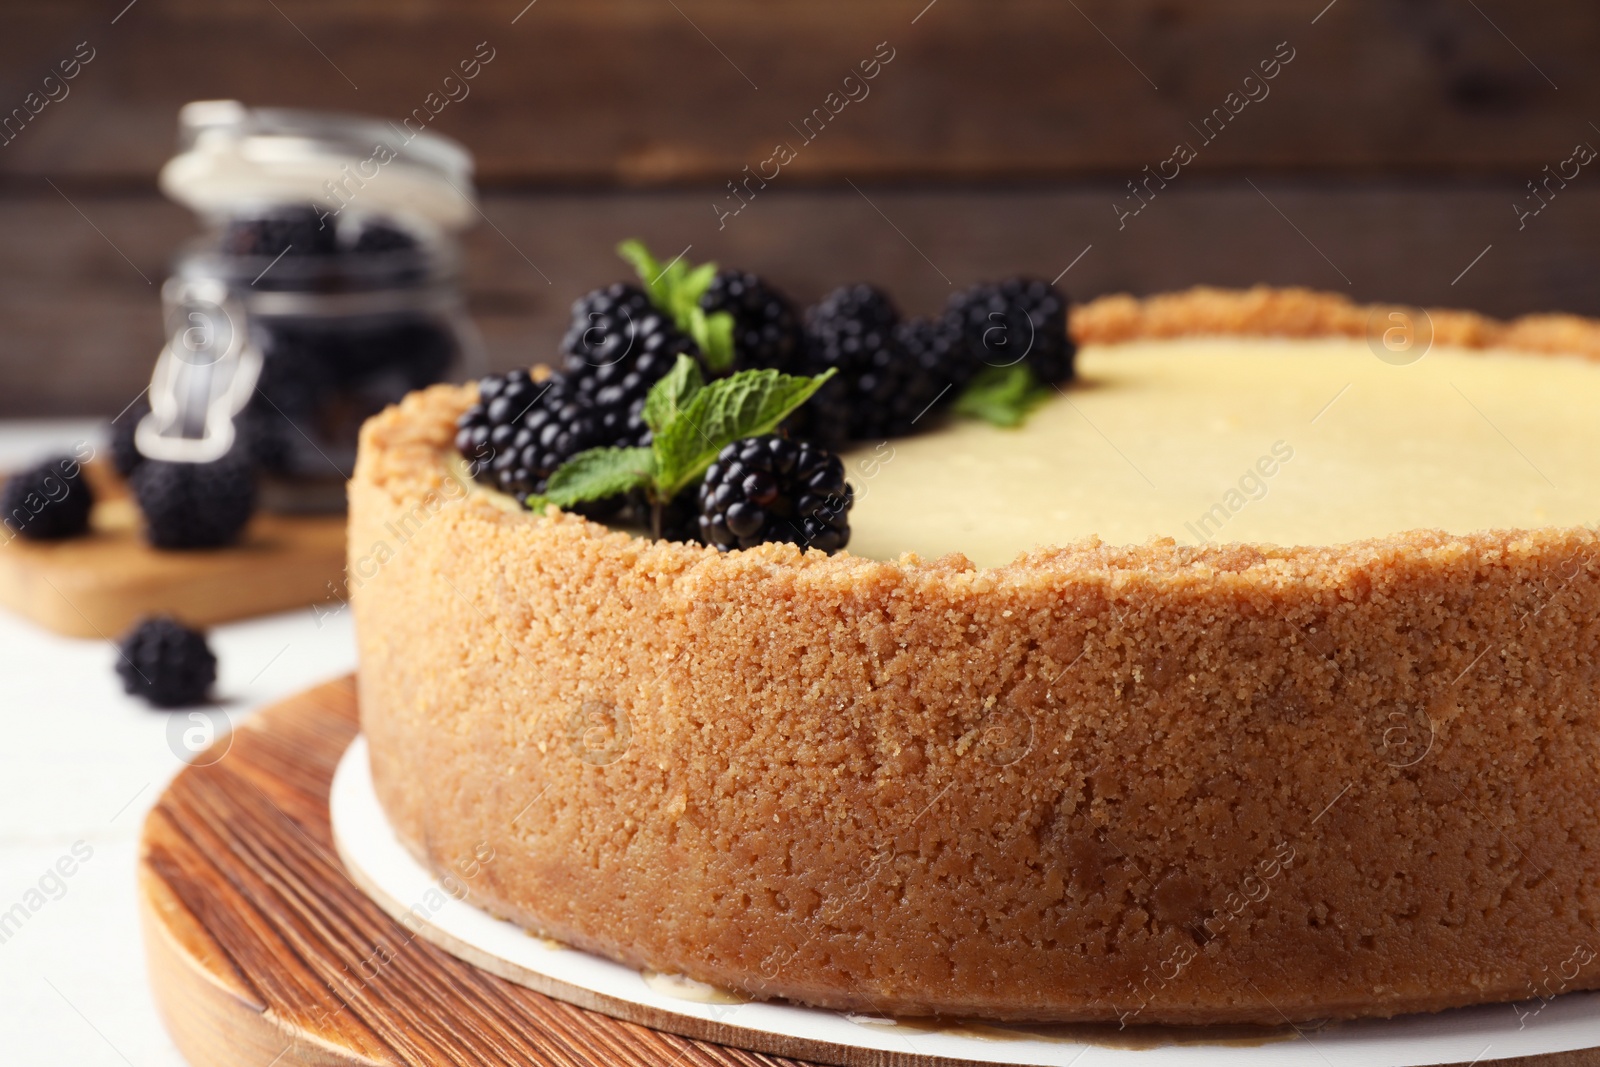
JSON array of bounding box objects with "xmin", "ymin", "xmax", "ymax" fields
[{"xmin": 348, "ymin": 286, "xmax": 1600, "ymax": 1024}]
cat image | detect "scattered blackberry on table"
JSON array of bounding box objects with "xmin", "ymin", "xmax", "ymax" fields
[
  {"xmin": 0, "ymin": 455, "xmax": 94, "ymax": 541},
  {"xmin": 561, "ymin": 283, "xmax": 658, "ymax": 371},
  {"xmin": 699, "ymin": 270, "xmax": 804, "ymax": 372},
  {"xmin": 109, "ymin": 397, "xmax": 151, "ymax": 479},
  {"xmin": 947, "ymin": 277, "xmax": 1075, "ymax": 384},
  {"xmin": 116, "ymin": 616, "xmax": 216, "ymax": 708},
  {"xmin": 219, "ymin": 205, "xmax": 338, "ymax": 259},
  {"xmin": 698, "ymin": 435, "xmax": 852, "ymax": 554},
  {"xmin": 456, "ymin": 370, "xmax": 605, "ymax": 501},
  {"xmin": 130, "ymin": 449, "xmax": 257, "ymax": 549},
  {"xmin": 798, "ymin": 284, "xmax": 945, "ymax": 444}
]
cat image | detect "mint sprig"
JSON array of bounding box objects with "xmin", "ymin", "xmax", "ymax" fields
[
  {"xmin": 952, "ymin": 364, "xmax": 1051, "ymax": 428},
  {"xmin": 652, "ymin": 365, "xmax": 832, "ymax": 499},
  {"xmin": 532, "ymin": 447, "xmax": 656, "ymax": 508},
  {"xmin": 617, "ymin": 240, "xmax": 736, "ymax": 372},
  {"xmin": 642, "ymin": 354, "xmax": 704, "ymax": 435},
  {"xmin": 529, "ymin": 355, "xmax": 834, "ymax": 536}
]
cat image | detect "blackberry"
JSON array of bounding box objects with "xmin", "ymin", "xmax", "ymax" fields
[
  {"xmin": 562, "ymin": 283, "xmax": 656, "ymax": 372},
  {"xmin": 558, "ymin": 280, "xmax": 701, "ymax": 450},
  {"xmin": 347, "ymin": 219, "xmax": 419, "ymax": 255},
  {"xmin": 332, "ymin": 318, "xmax": 457, "ymax": 390},
  {"xmin": 239, "ymin": 325, "xmax": 331, "ymax": 477},
  {"xmin": 455, "ymin": 370, "xmax": 604, "ymax": 502},
  {"xmin": 799, "ymin": 284, "xmax": 944, "ymax": 444},
  {"xmin": 895, "ymin": 314, "xmax": 973, "ymax": 404},
  {"xmin": 699, "ymin": 270, "xmax": 804, "ymax": 372},
  {"xmin": 572, "ymin": 311, "xmax": 697, "ymax": 447},
  {"xmin": 109, "ymin": 398, "xmax": 151, "ymax": 479},
  {"xmin": 116, "ymin": 616, "xmax": 216, "ymax": 708},
  {"xmin": 219, "ymin": 205, "xmax": 338, "ymax": 259},
  {"xmin": 1, "ymin": 455, "xmax": 93, "ymax": 542},
  {"xmin": 242, "ymin": 315, "xmax": 456, "ymax": 478},
  {"xmin": 131, "ymin": 449, "xmax": 257, "ymax": 549},
  {"xmin": 345, "ymin": 219, "xmax": 429, "ymax": 285},
  {"xmin": 947, "ymin": 277, "xmax": 1075, "ymax": 384},
  {"xmin": 698, "ymin": 435, "xmax": 852, "ymax": 554}
]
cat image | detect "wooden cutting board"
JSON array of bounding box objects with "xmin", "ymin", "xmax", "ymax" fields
[
  {"xmin": 0, "ymin": 464, "xmax": 345, "ymax": 638},
  {"xmin": 138, "ymin": 678, "xmax": 1600, "ymax": 1067},
  {"xmin": 139, "ymin": 677, "xmax": 811, "ymax": 1067}
]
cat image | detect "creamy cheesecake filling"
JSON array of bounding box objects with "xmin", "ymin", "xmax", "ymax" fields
[{"xmin": 842, "ymin": 338, "xmax": 1600, "ymax": 566}]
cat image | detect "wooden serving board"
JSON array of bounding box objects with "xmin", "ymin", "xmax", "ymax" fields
[
  {"xmin": 139, "ymin": 676, "xmax": 807, "ymax": 1067},
  {"xmin": 138, "ymin": 677, "xmax": 1600, "ymax": 1067},
  {"xmin": 0, "ymin": 465, "xmax": 344, "ymax": 638}
]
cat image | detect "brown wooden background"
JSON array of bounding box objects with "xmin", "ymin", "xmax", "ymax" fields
[{"xmin": 3, "ymin": 0, "xmax": 1597, "ymax": 416}]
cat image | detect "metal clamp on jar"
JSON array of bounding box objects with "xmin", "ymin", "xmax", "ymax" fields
[
  {"xmin": 143, "ymin": 99, "xmax": 484, "ymax": 512},
  {"xmin": 137, "ymin": 277, "xmax": 262, "ymax": 465}
]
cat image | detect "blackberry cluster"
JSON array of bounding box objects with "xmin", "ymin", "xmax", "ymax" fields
[
  {"xmin": 220, "ymin": 205, "xmax": 338, "ymax": 259},
  {"xmin": 239, "ymin": 323, "xmax": 336, "ymax": 477},
  {"xmin": 347, "ymin": 219, "xmax": 419, "ymax": 255},
  {"xmin": 947, "ymin": 277, "xmax": 1075, "ymax": 384},
  {"xmin": 240, "ymin": 316, "xmax": 455, "ymax": 478},
  {"xmin": 116, "ymin": 616, "xmax": 216, "ymax": 708},
  {"xmin": 457, "ymin": 341, "xmax": 693, "ymax": 506},
  {"xmin": 0, "ymin": 456, "xmax": 94, "ymax": 542},
  {"xmin": 456, "ymin": 370, "xmax": 603, "ymax": 501},
  {"xmin": 698, "ymin": 435, "xmax": 852, "ymax": 554},
  {"xmin": 561, "ymin": 283, "xmax": 657, "ymax": 372},
  {"xmin": 895, "ymin": 314, "xmax": 973, "ymax": 396},
  {"xmin": 700, "ymin": 270, "xmax": 804, "ymax": 372},
  {"xmin": 798, "ymin": 285, "xmax": 946, "ymax": 444},
  {"xmin": 568, "ymin": 311, "xmax": 697, "ymax": 447},
  {"xmin": 130, "ymin": 450, "xmax": 257, "ymax": 549},
  {"xmin": 460, "ymin": 284, "xmax": 699, "ymax": 504}
]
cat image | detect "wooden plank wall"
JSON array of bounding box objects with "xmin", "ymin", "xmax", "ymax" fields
[{"xmin": 1, "ymin": 0, "xmax": 1596, "ymax": 415}]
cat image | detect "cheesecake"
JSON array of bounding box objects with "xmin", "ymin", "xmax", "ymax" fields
[
  {"xmin": 349, "ymin": 287, "xmax": 1600, "ymax": 1025},
  {"xmin": 846, "ymin": 334, "xmax": 1600, "ymax": 563}
]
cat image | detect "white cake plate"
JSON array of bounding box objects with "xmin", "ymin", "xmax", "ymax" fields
[{"xmin": 331, "ymin": 735, "xmax": 1600, "ymax": 1067}]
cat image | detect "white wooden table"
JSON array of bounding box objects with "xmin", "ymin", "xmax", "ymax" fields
[{"xmin": 0, "ymin": 421, "xmax": 357, "ymax": 1066}]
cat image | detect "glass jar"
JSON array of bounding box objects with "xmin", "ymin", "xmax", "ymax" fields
[{"xmin": 148, "ymin": 100, "xmax": 484, "ymax": 511}]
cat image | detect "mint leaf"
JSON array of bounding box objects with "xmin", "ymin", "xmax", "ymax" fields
[
  {"xmin": 617, "ymin": 239, "xmax": 670, "ymax": 310},
  {"xmin": 526, "ymin": 354, "xmax": 833, "ymax": 524},
  {"xmin": 653, "ymin": 368, "xmax": 835, "ymax": 498},
  {"xmin": 642, "ymin": 354, "xmax": 704, "ymax": 435},
  {"xmin": 952, "ymin": 364, "xmax": 1051, "ymax": 428},
  {"xmin": 680, "ymin": 262, "xmax": 718, "ymax": 306},
  {"xmin": 686, "ymin": 307, "xmax": 736, "ymax": 373},
  {"xmin": 617, "ymin": 240, "xmax": 735, "ymax": 370},
  {"xmin": 527, "ymin": 446, "xmax": 654, "ymax": 509}
]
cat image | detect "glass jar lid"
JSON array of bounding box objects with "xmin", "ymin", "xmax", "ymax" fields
[{"xmin": 158, "ymin": 99, "xmax": 477, "ymax": 232}]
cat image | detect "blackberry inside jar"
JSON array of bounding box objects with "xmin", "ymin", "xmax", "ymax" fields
[
  {"xmin": 155, "ymin": 102, "xmax": 483, "ymax": 512},
  {"xmin": 176, "ymin": 206, "xmax": 481, "ymax": 510}
]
